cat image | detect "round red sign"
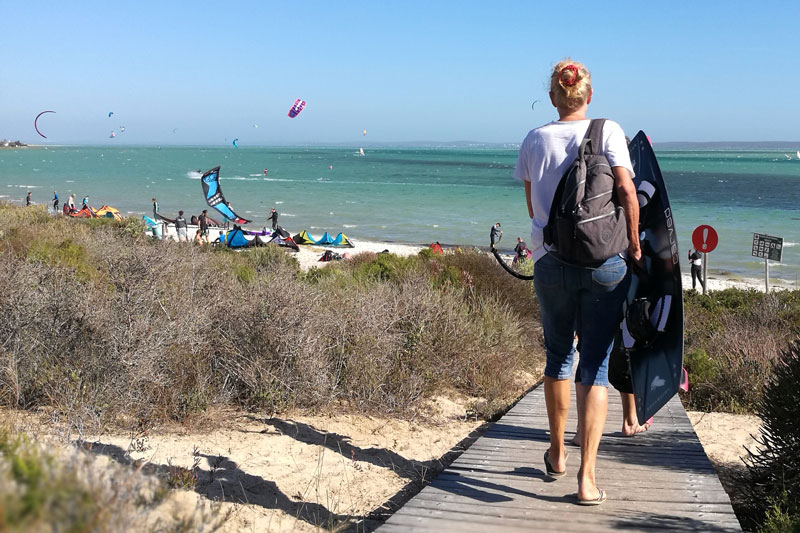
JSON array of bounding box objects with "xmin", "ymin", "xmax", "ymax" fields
[{"xmin": 692, "ymin": 225, "xmax": 718, "ymax": 253}]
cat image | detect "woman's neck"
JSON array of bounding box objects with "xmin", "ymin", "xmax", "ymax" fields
[{"xmin": 557, "ymin": 103, "xmax": 588, "ymax": 122}]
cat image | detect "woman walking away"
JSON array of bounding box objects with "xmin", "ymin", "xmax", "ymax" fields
[{"xmin": 513, "ymin": 58, "xmax": 641, "ymax": 505}]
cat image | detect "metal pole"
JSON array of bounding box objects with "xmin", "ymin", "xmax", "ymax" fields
[
  {"xmin": 765, "ymin": 258, "xmax": 770, "ymax": 292},
  {"xmin": 702, "ymin": 252, "xmax": 707, "ymax": 295}
]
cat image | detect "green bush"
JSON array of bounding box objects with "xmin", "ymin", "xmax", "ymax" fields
[{"xmin": 744, "ymin": 340, "xmax": 800, "ymax": 530}]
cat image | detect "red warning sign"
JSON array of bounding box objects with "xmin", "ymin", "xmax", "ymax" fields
[{"xmin": 692, "ymin": 225, "xmax": 718, "ymax": 253}]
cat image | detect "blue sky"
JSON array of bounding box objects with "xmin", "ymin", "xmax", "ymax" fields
[{"xmin": 3, "ymin": 1, "xmax": 799, "ymax": 145}]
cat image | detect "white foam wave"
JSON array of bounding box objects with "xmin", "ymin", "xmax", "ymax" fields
[
  {"xmin": 432, "ymin": 224, "xmax": 439, "ymax": 228},
  {"xmin": 228, "ymin": 177, "xmax": 259, "ymax": 181},
  {"xmin": 0, "ymin": 195, "xmax": 8, "ymax": 198},
  {"xmin": 281, "ymin": 213, "xmax": 296, "ymax": 217},
  {"xmin": 275, "ymin": 201, "xmax": 284, "ymax": 204},
  {"xmin": 342, "ymin": 224, "xmax": 357, "ymax": 228},
  {"xmin": 248, "ymin": 174, "xmax": 263, "ymax": 177},
  {"xmin": 784, "ymin": 241, "xmax": 798, "ymax": 247},
  {"xmin": 65, "ymin": 180, "xmax": 74, "ymax": 183},
  {"xmin": 187, "ymin": 171, "xmax": 202, "ymax": 179},
  {"xmin": 9, "ymin": 184, "xmax": 42, "ymax": 188},
  {"xmin": 263, "ymin": 178, "xmax": 295, "ymax": 182}
]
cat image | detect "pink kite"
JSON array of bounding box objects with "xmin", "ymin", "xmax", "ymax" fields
[{"xmin": 288, "ymin": 99, "xmax": 306, "ymax": 118}]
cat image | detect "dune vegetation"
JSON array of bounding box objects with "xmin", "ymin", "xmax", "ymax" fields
[{"xmin": 0, "ymin": 204, "xmax": 543, "ymax": 432}]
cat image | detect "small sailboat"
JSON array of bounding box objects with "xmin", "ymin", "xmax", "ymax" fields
[
  {"xmin": 355, "ymin": 147, "xmax": 365, "ymax": 157},
  {"xmin": 796, "ymin": 150, "xmax": 800, "ymax": 159}
]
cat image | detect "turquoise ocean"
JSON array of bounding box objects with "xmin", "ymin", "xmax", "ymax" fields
[{"xmin": 2, "ymin": 145, "xmax": 799, "ymax": 284}]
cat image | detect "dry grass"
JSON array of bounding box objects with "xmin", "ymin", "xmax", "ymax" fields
[{"xmin": 0, "ymin": 205, "xmax": 543, "ymax": 434}]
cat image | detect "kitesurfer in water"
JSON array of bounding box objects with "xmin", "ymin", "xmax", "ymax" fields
[
  {"xmin": 513, "ymin": 59, "xmax": 641, "ymax": 506},
  {"xmin": 175, "ymin": 210, "xmax": 188, "ymax": 242},
  {"xmin": 52, "ymin": 192, "xmax": 59, "ymax": 213},
  {"xmin": 267, "ymin": 208, "xmax": 279, "ymax": 231}
]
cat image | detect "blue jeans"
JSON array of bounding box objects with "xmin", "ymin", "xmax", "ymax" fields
[{"xmin": 534, "ymin": 252, "xmax": 630, "ymax": 387}]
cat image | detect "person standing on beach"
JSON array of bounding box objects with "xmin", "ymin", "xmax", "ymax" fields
[
  {"xmin": 26, "ymin": 191, "xmax": 32, "ymax": 206},
  {"xmin": 52, "ymin": 191, "xmax": 59, "ymax": 213},
  {"xmin": 490, "ymin": 222, "xmax": 502, "ymax": 246},
  {"xmin": 68, "ymin": 194, "xmax": 75, "ymax": 213},
  {"xmin": 223, "ymin": 201, "xmax": 233, "ymax": 229},
  {"xmin": 82, "ymin": 195, "xmax": 89, "ymax": 208},
  {"xmin": 514, "ymin": 237, "xmax": 529, "ymax": 259},
  {"xmin": 689, "ymin": 249, "xmax": 704, "ymax": 289},
  {"xmin": 152, "ymin": 198, "xmax": 159, "ymax": 220},
  {"xmin": 513, "ymin": 59, "xmax": 641, "ymax": 505},
  {"xmin": 175, "ymin": 210, "xmax": 188, "ymax": 242},
  {"xmin": 198, "ymin": 209, "xmax": 210, "ymax": 244},
  {"xmin": 267, "ymin": 208, "xmax": 279, "ymax": 231}
]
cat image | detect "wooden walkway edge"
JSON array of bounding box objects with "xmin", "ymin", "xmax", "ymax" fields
[{"xmin": 377, "ymin": 382, "xmax": 742, "ymax": 532}]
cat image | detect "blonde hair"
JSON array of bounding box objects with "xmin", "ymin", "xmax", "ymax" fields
[{"xmin": 550, "ymin": 58, "xmax": 592, "ymax": 110}]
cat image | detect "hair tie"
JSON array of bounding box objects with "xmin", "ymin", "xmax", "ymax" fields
[{"xmin": 559, "ymin": 65, "xmax": 579, "ymax": 87}]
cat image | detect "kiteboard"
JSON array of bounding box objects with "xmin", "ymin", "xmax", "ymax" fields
[{"xmin": 623, "ymin": 131, "xmax": 684, "ymax": 425}]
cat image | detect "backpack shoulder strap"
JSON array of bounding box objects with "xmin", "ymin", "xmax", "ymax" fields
[{"xmin": 584, "ymin": 119, "xmax": 606, "ymax": 155}]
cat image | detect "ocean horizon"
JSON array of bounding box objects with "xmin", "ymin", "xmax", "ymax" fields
[{"xmin": 2, "ymin": 144, "xmax": 799, "ymax": 284}]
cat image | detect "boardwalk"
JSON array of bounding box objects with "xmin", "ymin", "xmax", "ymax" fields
[{"xmin": 378, "ymin": 383, "xmax": 741, "ymax": 532}]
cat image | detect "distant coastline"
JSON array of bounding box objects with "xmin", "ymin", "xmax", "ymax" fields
[{"xmin": 0, "ymin": 140, "xmax": 29, "ymax": 148}]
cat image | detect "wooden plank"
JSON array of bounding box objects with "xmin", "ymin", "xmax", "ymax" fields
[{"xmin": 376, "ymin": 377, "xmax": 742, "ymax": 532}]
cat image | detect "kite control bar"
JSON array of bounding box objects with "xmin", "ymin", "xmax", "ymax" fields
[{"xmin": 490, "ymin": 224, "xmax": 534, "ymax": 281}]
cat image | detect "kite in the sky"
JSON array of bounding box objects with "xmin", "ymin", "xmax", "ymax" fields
[
  {"xmin": 288, "ymin": 99, "xmax": 306, "ymax": 118},
  {"xmin": 108, "ymin": 111, "xmax": 114, "ymax": 118},
  {"xmin": 120, "ymin": 126, "xmax": 126, "ymax": 133},
  {"xmin": 200, "ymin": 166, "xmax": 251, "ymax": 224},
  {"xmin": 109, "ymin": 131, "xmax": 116, "ymax": 138},
  {"xmin": 531, "ymin": 100, "xmax": 540, "ymax": 111},
  {"xmin": 362, "ymin": 129, "xmax": 367, "ymax": 136},
  {"xmin": 34, "ymin": 110, "xmax": 56, "ymax": 139},
  {"xmin": 232, "ymin": 138, "xmax": 239, "ymax": 149}
]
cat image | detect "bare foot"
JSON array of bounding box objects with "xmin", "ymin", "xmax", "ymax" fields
[{"xmin": 621, "ymin": 417, "xmax": 652, "ymax": 437}]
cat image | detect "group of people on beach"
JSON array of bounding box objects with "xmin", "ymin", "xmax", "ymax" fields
[{"xmin": 32, "ymin": 191, "xmax": 89, "ymax": 214}]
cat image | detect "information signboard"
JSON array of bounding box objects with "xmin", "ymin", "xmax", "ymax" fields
[{"xmin": 752, "ymin": 233, "xmax": 783, "ymax": 262}]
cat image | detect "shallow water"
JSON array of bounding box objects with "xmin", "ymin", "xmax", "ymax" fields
[{"xmin": 2, "ymin": 145, "xmax": 798, "ymax": 283}]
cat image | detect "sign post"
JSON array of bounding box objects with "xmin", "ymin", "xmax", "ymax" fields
[
  {"xmin": 752, "ymin": 233, "xmax": 783, "ymax": 292},
  {"xmin": 692, "ymin": 225, "xmax": 719, "ymax": 295}
]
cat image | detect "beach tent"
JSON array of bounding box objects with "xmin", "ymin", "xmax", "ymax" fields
[
  {"xmin": 69, "ymin": 205, "xmax": 95, "ymax": 218},
  {"xmin": 95, "ymin": 205, "xmax": 123, "ymax": 220},
  {"xmin": 222, "ymin": 226, "xmax": 253, "ymax": 248},
  {"xmin": 331, "ymin": 233, "xmax": 354, "ymax": 248}
]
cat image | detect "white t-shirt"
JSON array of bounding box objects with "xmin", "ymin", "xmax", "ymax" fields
[{"xmin": 513, "ymin": 119, "xmax": 634, "ymax": 263}]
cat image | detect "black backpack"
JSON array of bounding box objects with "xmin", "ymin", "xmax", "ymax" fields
[{"xmin": 543, "ymin": 119, "xmax": 628, "ymax": 266}]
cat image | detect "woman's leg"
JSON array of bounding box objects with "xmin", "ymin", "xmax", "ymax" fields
[{"xmin": 534, "ymin": 254, "xmax": 578, "ymax": 473}]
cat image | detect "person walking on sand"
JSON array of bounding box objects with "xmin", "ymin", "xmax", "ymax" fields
[
  {"xmin": 267, "ymin": 207, "xmax": 279, "ymax": 231},
  {"xmin": 513, "ymin": 58, "xmax": 641, "ymax": 505},
  {"xmin": 152, "ymin": 198, "xmax": 159, "ymax": 220},
  {"xmin": 26, "ymin": 191, "xmax": 32, "ymax": 206},
  {"xmin": 688, "ymin": 248, "xmax": 704, "ymax": 290},
  {"xmin": 52, "ymin": 191, "xmax": 59, "ymax": 213},
  {"xmin": 175, "ymin": 210, "xmax": 188, "ymax": 242},
  {"xmin": 198, "ymin": 209, "xmax": 210, "ymax": 244}
]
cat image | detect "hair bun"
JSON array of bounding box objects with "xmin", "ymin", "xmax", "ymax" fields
[{"xmin": 559, "ymin": 65, "xmax": 579, "ymax": 87}]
